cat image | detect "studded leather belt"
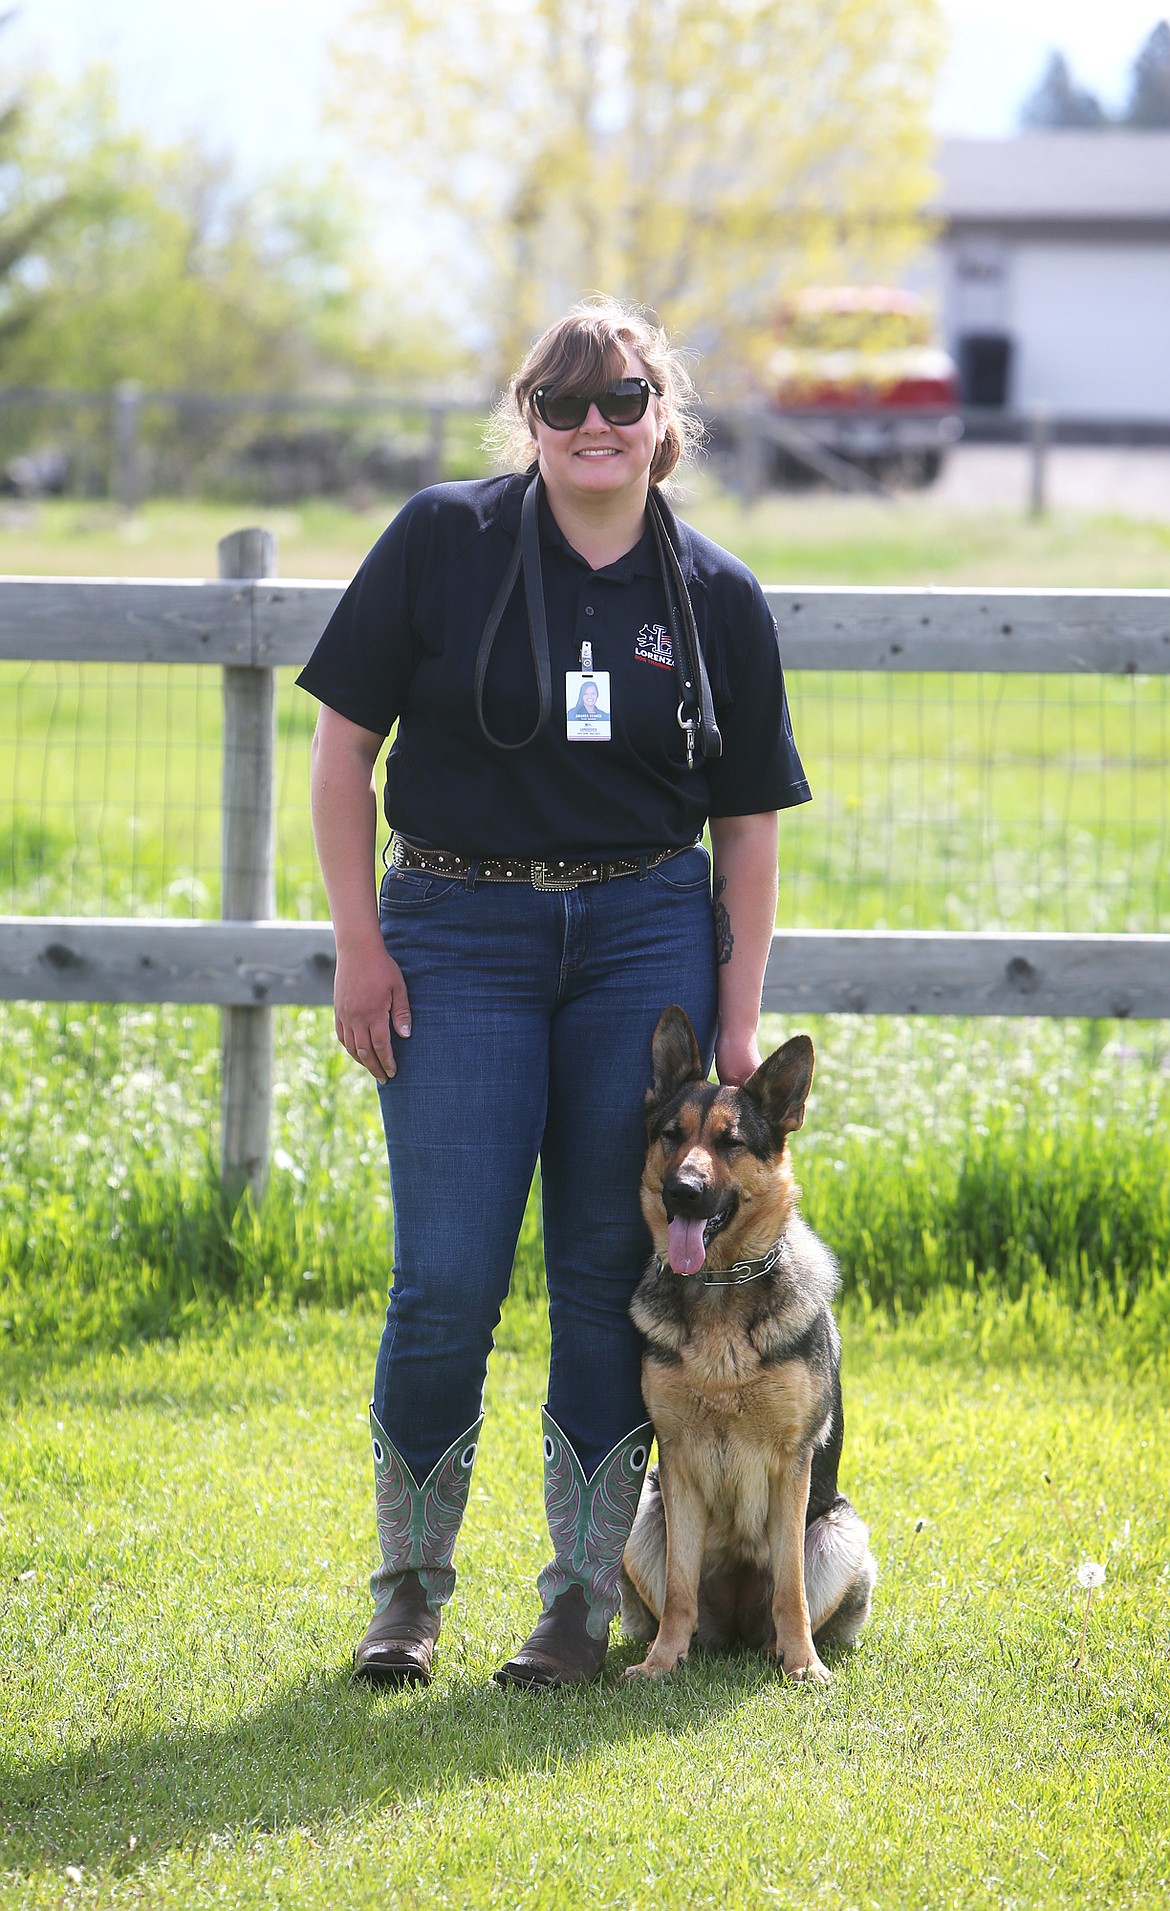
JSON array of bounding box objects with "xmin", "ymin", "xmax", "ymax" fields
[{"xmin": 390, "ymin": 835, "xmax": 686, "ymax": 891}]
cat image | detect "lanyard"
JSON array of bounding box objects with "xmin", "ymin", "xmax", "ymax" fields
[{"xmin": 473, "ymin": 473, "xmax": 721, "ymax": 765}]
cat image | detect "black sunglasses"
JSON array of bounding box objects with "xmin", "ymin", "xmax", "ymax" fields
[{"xmin": 531, "ymin": 377, "xmax": 659, "ymax": 431}]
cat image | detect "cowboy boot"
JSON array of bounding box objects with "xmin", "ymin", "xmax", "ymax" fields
[
  {"xmin": 494, "ymin": 1408, "xmax": 652, "ymax": 1690},
  {"xmin": 353, "ymin": 1407, "xmax": 483, "ymax": 1687}
]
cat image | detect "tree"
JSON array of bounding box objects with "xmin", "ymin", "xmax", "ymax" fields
[
  {"xmin": 0, "ymin": 12, "xmax": 70, "ymax": 365},
  {"xmin": 1019, "ymin": 51, "xmax": 1108, "ymax": 130},
  {"xmin": 1124, "ymin": 20, "xmax": 1170, "ymax": 127},
  {"xmin": 331, "ymin": 0, "xmax": 943, "ymax": 384},
  {"xmin": 3, "ymin": 66, "xmax": 462, "ymax": 394}
]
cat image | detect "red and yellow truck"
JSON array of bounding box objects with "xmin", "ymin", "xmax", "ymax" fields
[{"xmin": 759, "ymin": 286, "xmax": 962, "ymax": 487}]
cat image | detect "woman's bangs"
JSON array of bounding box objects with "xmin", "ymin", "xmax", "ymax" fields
[{"xmin": 532, "ymin": 328, "xmax": 630, "ymax": 399}]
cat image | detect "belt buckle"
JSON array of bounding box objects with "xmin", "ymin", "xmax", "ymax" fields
[{"xmin": 532, "ymin": 861, "xmax": 578, "ymax": 891}]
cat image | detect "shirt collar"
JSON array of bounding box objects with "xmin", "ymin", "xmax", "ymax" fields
[{"xmin": 493, "ymin": 469, "xmax": 693, "ymax": 583}]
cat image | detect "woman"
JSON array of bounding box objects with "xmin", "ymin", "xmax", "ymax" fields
[{"xmin": 298, "ymin": 297, "xmax": 810, "ymax": 1689}]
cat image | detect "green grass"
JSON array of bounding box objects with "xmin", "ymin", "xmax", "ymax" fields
[
  {"xmin": 1, "ymin": 482, "xmax": 1169, "ymax": 586},
  {"xmin": 2, "ymin": 1002, "xmax": 1168, "ymax": 1358},
  {"xmin": 2, "ymin": 1306, "xmax": 1167, "ymax": 1909},
  {"xmin": 687, "ymin": 486, "xmax": 1170, "ymax": 590}
]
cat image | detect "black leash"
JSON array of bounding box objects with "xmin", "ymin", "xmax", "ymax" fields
[
  {"xmin": 646, "ymin": 489, "xmax": 722, "ymax": 767},
  {"xmin": 473, "ymin": 472, "xmax": 721, "ymax": 764},
  {"xmin": 473, "ymin": 474, "xmax": 553, "ymax": 751}
]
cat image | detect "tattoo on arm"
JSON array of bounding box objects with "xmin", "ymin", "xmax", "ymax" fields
[{"xmin": 713, "ymin": 875, "xmax": 733, "ymax": 966}]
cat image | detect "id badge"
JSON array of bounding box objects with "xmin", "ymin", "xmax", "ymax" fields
[{"xmin": 566, "ymin": 670, "xmax": 611, "ymax": 742}]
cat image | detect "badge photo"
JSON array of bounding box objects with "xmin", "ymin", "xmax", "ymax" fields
[{"xmin": 565, "ymin": 671, "xmax": 612, "ymax": 742}]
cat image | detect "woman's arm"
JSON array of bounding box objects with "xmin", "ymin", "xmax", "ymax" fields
[
  {"xmin": 708, "ymin": 811, "xmax": 779, "ymax": 1086},
  {"xmin": 309, "ymin": 706, "xmax": 410, "ymax": 1083}
]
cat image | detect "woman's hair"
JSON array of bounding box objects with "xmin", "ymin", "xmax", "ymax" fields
[{"xmin": 487, "ymin": 296, "xmax": 703, "ymax": 489}]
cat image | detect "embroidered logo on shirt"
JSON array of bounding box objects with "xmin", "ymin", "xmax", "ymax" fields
[{"xmin": 634, "ymin": 623, "xmax": 673, "ymax": 670}]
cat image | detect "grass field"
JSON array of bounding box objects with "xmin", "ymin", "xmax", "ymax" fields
[
  {"xmin": 3, "ymin": 1307, "xmax": 1168, "ymax": 1910},
  {"xmin": 3, "ymin": 484, "xmax": 1170, "ymax": 584},
  {"xmin": 1, "ymin": 489, "xmax": 1167, "ymax": 1905}
]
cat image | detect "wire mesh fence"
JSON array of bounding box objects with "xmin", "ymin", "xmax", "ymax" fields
[{"xmin": 3, "ymin": 660, "xmax": 1168, "ymax": 932}]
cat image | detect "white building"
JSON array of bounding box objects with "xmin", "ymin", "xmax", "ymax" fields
[{"xmin": 935, "ymin": 135, "xmax": 1170, "ymax": 420}]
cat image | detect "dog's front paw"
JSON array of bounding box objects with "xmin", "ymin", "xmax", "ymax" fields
[
  {"xmin": 769, "ymin": 1636, "xmax": 831, "ymax": 1686},
  {"xmin": 625, "ymin": 1642, "xmax": 689, "ymax": 1679}
]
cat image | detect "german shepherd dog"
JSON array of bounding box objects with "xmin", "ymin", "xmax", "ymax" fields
[{"xmin": 620, "ymin": 1006, "xmax": 877, "ymax": 1682}]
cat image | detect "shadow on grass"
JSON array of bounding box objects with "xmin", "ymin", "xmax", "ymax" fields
[{"xmin": 0, "ymin": 1644, "xmax": 826, "ymax": 1878}]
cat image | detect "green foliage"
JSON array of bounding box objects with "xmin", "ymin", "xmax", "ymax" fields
[
  {"xmin": 0, "ymin": 66, "xmax": 460, "ymax": 395},
  {"xmin": 1, "ymin": 1002, "xmax": 1167, "ymax": 1358},
  {"xmin": 0, "ymin": 29, "xmax": 70, "ymax": 361},
  {"xmin": 1, "ymin": 1313, "xmax": 1168, "ymax": 1906}
]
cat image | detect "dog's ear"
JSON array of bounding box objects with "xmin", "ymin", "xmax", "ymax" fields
[
  {"xmin": 645, "ymin": 1005, "xmax": 704, "ymax": 1117},
  {"xmin": 742, "ymin": 1034, "xmax": 814, "ymax": 1140}
]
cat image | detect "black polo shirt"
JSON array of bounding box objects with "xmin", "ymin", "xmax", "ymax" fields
[{"xmin": 296, "ymin": 474, "xmax": 810, "ymax": 859}]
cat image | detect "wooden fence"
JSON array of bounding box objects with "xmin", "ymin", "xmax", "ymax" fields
[{"xmin": 1, "ymin": 531, "xmax": 1168, "ymax": 1199}]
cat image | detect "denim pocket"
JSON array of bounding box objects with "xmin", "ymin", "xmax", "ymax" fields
[
  {"xmin": 647, "ymin": 845, "xmax": 711, "ymax": 893},
  {"xmin": 379, "ymin": 866, "xmax": 465, "ymax": 914}
]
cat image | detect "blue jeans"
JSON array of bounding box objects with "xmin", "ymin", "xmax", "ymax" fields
[{"xmin": 372, "ymin": 845, "xmax": 717, "ymax": 1480}]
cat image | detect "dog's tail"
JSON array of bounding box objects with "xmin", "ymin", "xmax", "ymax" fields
[{"xmin": 806, "ymin": 1497, "xmax": 877, "ymax": 1646}]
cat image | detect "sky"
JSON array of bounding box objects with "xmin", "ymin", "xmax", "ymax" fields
[{"xmin": 6, "ymin": 0, "xmax": 1168, "ymax": 179}]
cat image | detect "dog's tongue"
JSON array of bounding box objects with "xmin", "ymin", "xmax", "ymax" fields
[{"xmin": 667, "ymin": 1216, "xmax": 707, "ymax": 1276}]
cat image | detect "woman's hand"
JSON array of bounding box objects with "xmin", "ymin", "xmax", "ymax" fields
[
  {"xmin": 309, "ymin": 707, "xmax": 412, "ymax": 1084},
  {"xmin": 715, "ymin": 1026, "xmax": 762, "ymax": 1088},
  {"xmin": 709, "ymin": 812, "xmax": 779, "ymax": 1088},
  {"xmin": 333, "ymin": 938, "xmax": 412, "ymax": 1084}
]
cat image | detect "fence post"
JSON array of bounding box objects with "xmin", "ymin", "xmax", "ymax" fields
[
  {"xmin": 218, "ymin": 527, "xmax": 278, "ymax": 1207},
  {"xmin": 733, "ymin": 411, "xmax": 769, "ymax": 504},
  {"xmin": 113, "ymin": 381, "xmax": 144, "ymax": 512},
  {"xmin": 422, "ymin": 404, "xmax": 446, "ymax": 488},
  {"xmin": 1028, "ymin": 403, "xmax": 1050, "ymax": 519}
]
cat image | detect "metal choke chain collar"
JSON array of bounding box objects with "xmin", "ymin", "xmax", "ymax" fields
[{"xmin": 653, "ymin": 1235, "xmax": 788, "ymax": 1287}]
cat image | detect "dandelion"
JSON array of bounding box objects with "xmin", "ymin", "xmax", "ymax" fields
[{"xmin": 1073, "ymin": 1559, "xmax": 1106, "ymax": 1669}]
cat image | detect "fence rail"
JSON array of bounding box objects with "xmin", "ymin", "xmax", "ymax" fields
[
  {"xmin": 2, "ymin": 541, "xmax": 1168, "ymax": 1197},
  {"xmin": 3, "ymin": 578, "xmax": 1168, "ymax": 672},
  {"xmin": 2, "ymin": 919, "xmax": 1165, "ymax": 1022}
]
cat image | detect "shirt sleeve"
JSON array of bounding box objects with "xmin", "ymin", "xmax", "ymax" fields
[
  {"xmin": 702, "ymin": 574, "xmax": 811, "ymax": 817},
  {"xmin": 295, "ymin": 495, "xmax": 430, "ymax": 735}
]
